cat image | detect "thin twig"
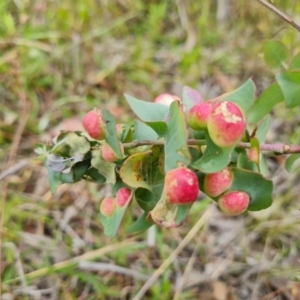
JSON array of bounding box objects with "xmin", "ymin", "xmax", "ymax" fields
[
  {"xmin": 238, "ymin": 142, "xmax": 300, "ymax": 154},
  {"xmin": 258, "ymin": 0, "xmax": 300, "ymax": 32},
  {"xmin": 123, "ymin": 139, "xmax": 300, "ymax": 154},
  {"xmin": 132, "ymin": 207, "xmax": 212, "ymax": 300}
]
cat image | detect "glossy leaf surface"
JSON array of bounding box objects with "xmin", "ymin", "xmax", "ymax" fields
[
  {"xmin": 229, "ymin": 168, "xmax": 273, "ymax": 211},
  {"xmin": 126, "ymin": 211, "xmax": 153, "ymax": 233},
  {"xmin": 192, "ymin": 131, "xmax": 233, "ymax": 173},
  {"xmin": 99, "ymin": 191, "xmax": 133, "ymax": 238},
  {"xmin": 248, "ymin": 82, "xmax": 283, "ymax": 124},
  {"xmin": 263, "ymin": 40, "xmax": 288, "ymax": 68},
  {"xmin": 164, "ymin": 101, "xmax": 191, "ymax": 172},
  {"xmin": 102, "ymin": 110, "xmax": 123, "ymax": 158},
  {"xmin": 124, "ymin": 93, "xmax": 168, "ymax": 137},
  {"xmin": 255, "ymin": 115, "xmax": 271, "ymax": 143},
  {"xmin": 133, "ymin": 120, "xmax": 158, "ymax": 141},
  {"xmin": 223, "ymin": 78, "xmax": 256, "ymax": 113}
]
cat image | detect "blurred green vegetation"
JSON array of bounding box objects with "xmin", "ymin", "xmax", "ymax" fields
[{"xmin": 1, "ymin": 0, "xmax": 300, "ymax": 299}]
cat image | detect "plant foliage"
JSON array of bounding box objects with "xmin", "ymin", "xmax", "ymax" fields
[{"xmin": 36, "ymin": 43, "xmax": 300, "ymax": 237}]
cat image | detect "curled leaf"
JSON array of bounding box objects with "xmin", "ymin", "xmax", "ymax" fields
[
  {"xmin": 120, "ymin": 150, "xmax": 152, "ymax": 190},
  {"xmin": 91, "ymin": 149, "xmax": 116, "ymax": 184}
]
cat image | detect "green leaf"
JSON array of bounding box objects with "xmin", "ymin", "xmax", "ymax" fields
[
  {"xmin": 230, "ymin": 149, "xmax": 239, "ymax": 163},
  {"xmin": 189, "ymin": 146, "xmax": 202, "ymax": 162},
  {"xmin": 124, "ymin": 93, "xmax": 168, "ymax": 137},
  {"xmin": 134, "ymin": 180, "xmax": 164, "ymax": 212},
  {"xmin": 148, "ymin": 198, "xmax": 192, "ymax": 228},
  {"xmin": 119, "ymin": 151, "xmax": 152, "ymax": 190},
  {"xmin": 260, "ymin": 155, "xmax": 269, "ymax": 177},
  {"xmin": 85, "ymin": 167, "xmax": 106, "ymax": 184},
  {"xmin": 192, "ymin": 129, "xmax": 206, "ymax": 139},
  {"xmin": 52, "ymin": 131, "xmax": 90, "ymax": 157},
  {"xmin": 285, "ymin": 154, "xmax": 300, "ymax": 172},
  {"xmin": 289, "ymin": 51, "xmax": 300, "ymax": 71},
  {"xmin": 91, "ymin": 150, "xmax": 116, "ymax": 184},
  {"xmin": 146, "ymin": 122, "xmax": 168, "ymax": 137},
  {"xmin": 255, "ymin": 115, "xmax": 271, "ymax": 143},
  {"xmin": 223, "ymin": 78, "xmax": 256, "ymax": 113},
  {"xmin": 46, "ymin": 161, "xmax": 90, "ymax": 193},
  {"xmin": 60, "ymin": 161, "xmax": 90, "ymax": 184},
  {"xmin": 47, "ymin": 165, "xmax": 63, "ymax": 194},
  {"xmin": 247, "ymin": 82, "xmax": 283, "ymax": 124},
  {"xmin": 164, "ymin": 101, "xmax": 191, "ymax": 172},
  {"xmin": 135, "ymin": 188, "xmax": 156, "ymax": 211},
  {"xmin": 133, "ymin": 120, "xmax": 158, "ymax": 141},
  {"xmin": 192, "ymin": 131, "xmax": 233, "ymax": 173},
  {"xmin": 151, "ymin": 181, "xmax": 165, "ymax": 201},
  {"xmin": 181, "ymin": 86, "xmax": 204, "ymax": 113},
  {"xmin": 237, "ymin": 152, "xmax": 254, "ymax": 171},
  {"xmin": 263, "ymin": 40, "xmax": 288, "ymax": 68},
  {"xmin": 229, "ymin": 168, "xmax": 273, "ymax": 211},
  {"xmin": 102, "ymin": 110, "xmax": 123, "ymax": 158},
  {"xmin": 67, "ymin": 161, "xmax": 90, "ymax": 181},
  {"xmin": 121, "ymin": 124, "xmax": 133, "ymax": 142},
  {"xmin": 175, "ymin": 205, "xmax": 191, "ymax": 225},
  {"xmin": 99, "ymin": 191, "xmax": 133, "ymax": 238},
  {"xmin": 126, "ymin": 211, "xmax": 153, "ymax": 233},
  {"xmin": 276, "ymin": 71, "xmax": 300, "ymax": 108},
  {"xmin": 140, "ymin": 146, "xmax": 164, "ymax": 185}
]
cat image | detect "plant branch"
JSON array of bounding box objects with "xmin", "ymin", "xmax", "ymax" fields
[
  {"xmin": 123, "ymin": 139, "xmax": 300, "ymax": 154},
  {"xmin": 238, "ymin": 142, "xmax": 300, "ymax": 154},
  {"xmin": 257, "ymin": 0, "xmax": 300, "ymax": 32}
]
